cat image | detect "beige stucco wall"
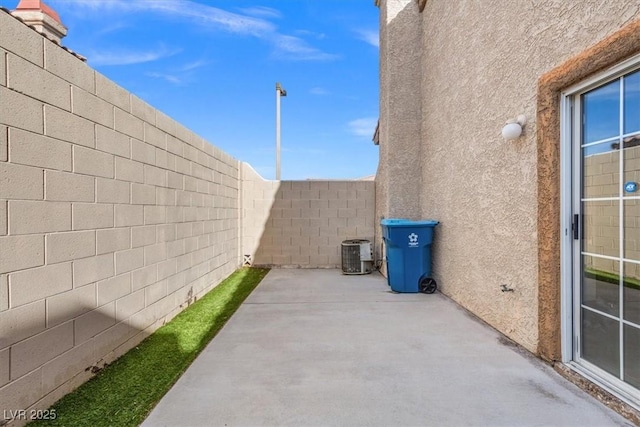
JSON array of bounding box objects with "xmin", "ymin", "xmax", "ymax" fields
[
  {"xmin": 375, "ymin": 0, "xmax": 423, "ymax": 275},
  {"xmin": 377, "ymin": 0, "xmax": 640, "ymax": 352},
  {"xmin": 0, "ymin": 10, "xmax": 241, "ymax": 420},
  {"xmin": 242, "ymin": 163, "xmax": 375, "ymax": 268}
]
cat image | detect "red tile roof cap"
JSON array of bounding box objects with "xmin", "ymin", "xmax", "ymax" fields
[{"xmin": 15, "ymin": 0, "xmax": 61, "ymax": 24}]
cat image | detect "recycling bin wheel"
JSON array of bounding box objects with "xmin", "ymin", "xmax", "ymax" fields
[{"xmin": 419, "ymin": 277, "xmax": 437, "ymax": 294}]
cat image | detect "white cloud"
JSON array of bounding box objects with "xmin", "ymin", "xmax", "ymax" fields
[
  {"xmin": 354, "ymin": 29, "xmax": 379, "ymax": 48},
  {"xmin": 161, "ymin": 2, "xmax": 275, "ymax": 37},
  {"xmin": 146, "ymin": 72, "xmax": 183, "ymax": 85},
  {"xmin": 180, "ymin": 60, "xmax": 209, "ymax": 72},
  {"xmin": 56, "ymin": 0, "xmax": 337, "ymax": 61},
  {"xmin": 88, "ymin": 46, "xmax": 181, "ymax": 66},
  {"xmin": 238, "ymin": 6, "xmax": 282, "ymax": 19},
  {"xmin": 310, "ymin": 87, "xmax": 330, "ymax": 96},
  {"xmin": 272, "ymin": 35, "xmax": 339, "ymax": 61},
  {"xmin": 145, "ymin": 59, "xmax": 209, "ymax": 85},
  {"xmin": 59, "ymin": 0, "xmax": 275, "ymax": 36},
  {"xmin": 93, "ymin": 22, "xmax": 129, "ymax": 36},
  {"xmin": 348, "ymin": 117, "xmax": 378, "ymax": 137},
  {"xmin": 294, "ymin": 29, "xmax": 326, "ymax": 40}
]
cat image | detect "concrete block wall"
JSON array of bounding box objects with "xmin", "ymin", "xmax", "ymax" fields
[
  {"xmin": 0, "ymin": 10, "xmax": 239, "ymax": 420},
  {"xmin": 583, "ymin": 147, "xmax": 640, "ymax": 280},
  {"xmin": 242, "ymin": 163, "xmax": 376, "ymax": 267}
]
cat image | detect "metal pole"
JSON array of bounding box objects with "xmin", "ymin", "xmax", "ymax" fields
[
  {"xmin": 275, "ymin": 82, "xmax": 286, "ymax": 181},
  {"xmin": 276, "ymin": 83, "xmax": 281, "ymax": 181}
]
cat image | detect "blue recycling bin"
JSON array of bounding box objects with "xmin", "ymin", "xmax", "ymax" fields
[{"xmin": 381, "ymin": 218, "xmax": 439, "ymax": 293}]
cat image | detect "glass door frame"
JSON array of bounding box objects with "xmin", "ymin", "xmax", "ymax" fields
[{"xmin": 560, "ymin": 52, "xmax": 640, "ymax": 410}]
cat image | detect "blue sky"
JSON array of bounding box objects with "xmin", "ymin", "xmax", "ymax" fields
[{"xmin": 17, "ymin": 0, "xmax": 381, "ymax": 180}]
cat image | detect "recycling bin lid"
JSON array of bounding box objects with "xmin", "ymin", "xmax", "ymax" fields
[{"xmin": 381, "ymin": 218, "xmax": 439, "ymax": 227}]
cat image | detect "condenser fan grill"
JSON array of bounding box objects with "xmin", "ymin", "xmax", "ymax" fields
[{"xmin": 341, "ymin": 239, "xmax": 373, "ymax": 275}]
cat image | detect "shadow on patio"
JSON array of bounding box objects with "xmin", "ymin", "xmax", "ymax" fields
[{"xmin": 7, "ymin": 269, "xmax": 265, "ymax": 427}]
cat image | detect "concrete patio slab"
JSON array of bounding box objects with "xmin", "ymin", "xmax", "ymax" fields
[{"xmin": 142, "ymin": 269, "xmax": 631, "ymax": 426}]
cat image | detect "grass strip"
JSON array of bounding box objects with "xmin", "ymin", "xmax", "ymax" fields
[
  {"xmin": 584, "ymin": 268, "xmax": 640, "ymax": 290},
  {"xmin": 31, "ymin": 267, "xmax": 270, "ymax": 427}
]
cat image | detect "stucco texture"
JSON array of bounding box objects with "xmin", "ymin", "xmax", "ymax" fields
[
  {"xmin": 375, "ymin": 0, "xmax": 422, "ymax": 274},
  {"xmin": 537, "ymin": 18, "xmax": 640, "ymax": 361},
  {"xmin": 377, "ymin": 0, "xmax": 640, "ymax": 353}
]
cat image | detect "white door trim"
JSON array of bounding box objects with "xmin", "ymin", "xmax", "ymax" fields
[
  {"xmin": 559, "ymin": 53, "xmax": 640, "ymax": 410},
  {"xmin": 559, "ymin": 91, "xmax": 573, "ymax": 363}
]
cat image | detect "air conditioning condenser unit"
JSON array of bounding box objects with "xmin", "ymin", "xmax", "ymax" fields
[{"xmin": 341, "ymin": 239, "xmax": 373, "ymax": 275}]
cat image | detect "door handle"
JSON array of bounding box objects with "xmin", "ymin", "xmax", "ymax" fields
[{"xmin": 573, "ymin": 214, "xmax": 579, "ymax": 240}]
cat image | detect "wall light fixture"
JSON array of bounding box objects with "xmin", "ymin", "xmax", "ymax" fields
[{"xmin": 502, "ymin": 115, "xmax": 527, "ymax": 140}]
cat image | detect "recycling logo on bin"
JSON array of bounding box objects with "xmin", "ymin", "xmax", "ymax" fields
[{"xmin": 408, "ymin": 233, "xmax": 419, "ymax": 247}]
